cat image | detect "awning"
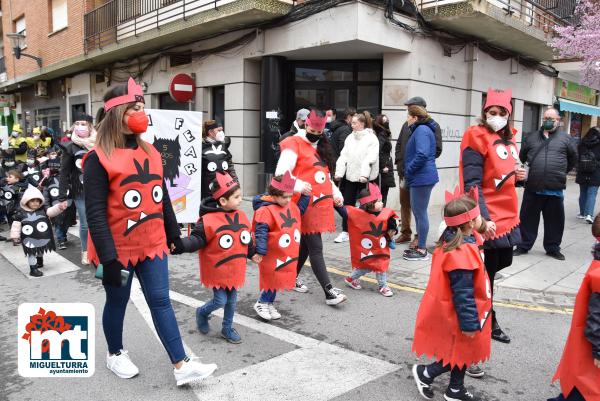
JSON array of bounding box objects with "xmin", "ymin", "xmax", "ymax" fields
[{"xmin": 558, "ymin": 98, "xmax": 600, "ymax": 117}]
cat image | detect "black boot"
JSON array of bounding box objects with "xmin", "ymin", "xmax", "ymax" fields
[
  {"xmin": 29, "ymin": 266, "xmax": 43, "ymax": 277},
  {"xmin": 491, "ymin": 314, "xmax": 511, "ymax": 344},
  {"xmin": 36, "ymin": 257, "xmax": 44, "ymax": 268}
]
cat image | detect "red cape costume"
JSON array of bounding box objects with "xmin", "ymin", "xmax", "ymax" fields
[
  {"xmin": 199, "ymin": 210, "xmax": 251, "ymax": 290},
  {"xmin": 347, "ymin": 206, "xmax": 396, "ymax": 272},
  {"xmin": 279, "ymin": 136, "xmax": 335, "ymax": 234},
  {"xmin": 459, "ymin": 125, "xmax": 519, "ymax": 239},
  {"xmin": 412, "ymin": 242, "xmax": 492, "ymax": 368},
  {"xmin": 252, "ymin": 197, "xmax": 301, "ymax": 291},
  {"xmin": 553, "ymin": 260, "xmax": 600, "ymax": 400},
  {"xmin": 86, "ymin": 144, "xmax": 169, "ymax": 268}
]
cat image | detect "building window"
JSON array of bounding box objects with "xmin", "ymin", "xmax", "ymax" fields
[
  {"xmin": 212, "ymin": 86, "xmax": 225, "ymax": 128},
  {"xmin": 14, "ymin": 17, "xmax": 26, "ymax": 48},
  {"xmin": 523, "ymin": 102, "xmax": 541, "ymax": 137},
  {"xmin": 50, "ymin": 0, "xmax": 68, "ymax": 32},
  {"xmin": 158, "ymin": 92, "xmax": 189, "ymax": 111}
]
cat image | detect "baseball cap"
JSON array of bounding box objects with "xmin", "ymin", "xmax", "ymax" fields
[
  {"xmin": 296, "ymin": 108, "xmax": 310, "ymax": 121},
  {"xmin": 404, "ymin": 96, "xmax": 427, "ymax": 108}
]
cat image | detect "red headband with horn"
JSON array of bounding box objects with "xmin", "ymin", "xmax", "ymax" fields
[
  {"xmin": 212, "ymin": 172, "xmax": 239, "ymax": 200},
  {"xmin": 104, "ymin": 77, "xmax": 145, "ymax": 112},
  {"xmin": 271, "ymin": 170, "xmax": 295, "ymax": 193},
  {"xmin": 305, "ymin": 110, "xmax": 327, "ymax": 131},
  {"xmin": 444, "ymin": 186, "xmax": 480, "ymax": 227},
  {"xmin": 358, "ymin": 183, "xmax": 382, "ymax": 206}
]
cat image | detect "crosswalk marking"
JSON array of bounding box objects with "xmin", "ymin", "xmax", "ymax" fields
[{"xmin": 0, "ymin": 241, "xmax": 80, "ymax": 278}]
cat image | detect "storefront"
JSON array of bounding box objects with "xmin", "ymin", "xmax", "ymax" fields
[{"xmin": 555, "ymin": 78, "xmax": 600, "ymax": 138}]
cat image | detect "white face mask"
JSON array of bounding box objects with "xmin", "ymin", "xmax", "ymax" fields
[
  {"xmin": 215, "ymin": 131, "xmax": 225, "ymax": 142},
  {"xmin": 11, "ymin": 132, "xmax": 19, "ymax": 137},
  {"xmin": 326, "ymin": 117, "xmax": 332, "ymax": 123},
  {"xmin": 486, "ymin": 115, "xmax": 508, "ymax": 132}
]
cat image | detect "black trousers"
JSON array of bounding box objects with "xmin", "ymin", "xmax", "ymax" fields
[
  {"xmin": 518, "ymin": 190, "xmax": 565, "ymax": 253},
  {"xmin": 425, "ymin": 361, "xmax": 466, "ymax": 389},
  {"xmin": 297, "ymin": 233, "xmax": 332, "ymax": 296},
  {"xmin": 484, "ymin": 247, "xmax": 513, "ymax": 323},
  {"xmin": 341, "ymin": 178, "xmax": 367, "ymax": 231}
]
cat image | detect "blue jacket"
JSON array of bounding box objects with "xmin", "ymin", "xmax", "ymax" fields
[{"xmin": 404, "ymin": 119, "xmax": 439, "ymax": 187}]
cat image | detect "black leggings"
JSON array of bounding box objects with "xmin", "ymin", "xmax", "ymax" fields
[
  {"xmin": 341, "ymin": 178, "xmax": 367, "ymax": 231},
  {"xmin": 297, "ymin": 233, "xmax": 332, "ymax": 296},
  {"xmin": 425, "ymin": 361, "xmax": 466, "ymax": 389},
  {"xmin": 483, "ymin": 247, "xmax": 513, "ymax": 322}
]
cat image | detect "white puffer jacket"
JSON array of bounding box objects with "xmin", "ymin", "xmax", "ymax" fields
[{"xmin": 335, "ymin": 128, "xmax": 379, "ymax": 182}]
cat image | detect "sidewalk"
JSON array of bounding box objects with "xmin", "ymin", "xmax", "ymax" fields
[{"xmin": 244, "ymin": 177, "xmax": 592, "ymax": 309}]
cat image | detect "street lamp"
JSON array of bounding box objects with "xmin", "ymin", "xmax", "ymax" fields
[{"xmin": 6, "ymin": 33, "xmax": 42, "ymax": 68}]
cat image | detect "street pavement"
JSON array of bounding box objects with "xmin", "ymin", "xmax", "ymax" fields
[{"xmin": 0, "ymin": 177, "xmax": 592, "ymax": 401}]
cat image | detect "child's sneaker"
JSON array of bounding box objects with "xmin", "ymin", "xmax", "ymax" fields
[
  {"xmin": 325, "ymin": 287, "xmax": 347, "ymax": 306},
  {"xmin": 403, "ymin": 249, "xmax": 429, "ymax": 261},
  {"xmin": 195, "ymin": 308, "xmax": 210, "ymax": 334},
  {"xmin": 344, "ymin": 277, "xmax": 362, "ymax": 290},
  {"xmin": 294, "ymin": 278, "xmax": 308, "ymax": 293},
  {"xmin": 57, "ymin": 241, "xmax": 67, "ymax": 250},
  {"xmin": 444, "ymin": 387, "xmax": 483, "ymax": 401},
  {"xmin": 268, "ymin": 304, "xmax": 281, "ymax": 320},
  {"xmin": 106, "ymin": 350, "xmax": 139, "ymax": 379},
  {"xmin": 81, "ymin": 251, "xmax": 89, "ymax": 265},
  {"xmin": 379, "ymin": 286, "xmax": 393, "ymax": 297},
  {"xmin": 29, "ymin": 266, "xmax": 43, "ymax": 277},
  {"xmin": 221, "ymin": 327, "xmax": 242, "ymax": 344},
  {"xmin": 465, "ymin": 365, "xmax": 485, "ymax": 378},
  {"xmin": 173, "ymin": 356, "xmax": 217, "ymax": 386},
  {"xmin": 412, "ymin": 364, "xmax": 434, "ymax": 399},
  {"xmin": 36, "ymin": 257, "xmax": 44, "ymax": 268},
  {"xmin": 253, "ymin": 301, "xmax": 271, "ymax": 321}
]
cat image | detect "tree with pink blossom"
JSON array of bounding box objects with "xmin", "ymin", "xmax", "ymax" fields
[{"xmin": 551, "ymin": 0, "xmax": 600, "ymax": 89}]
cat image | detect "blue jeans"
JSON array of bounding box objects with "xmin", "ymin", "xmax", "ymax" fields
[
  {"xmin": 54, "ymin": 224, "xmax": 67, "ymax": 242},
  {"xmin": 74, "ymin": 196, "xmax": 88, "ymax": 251},
  {"xmin": 259, "ymin": 290, "xmax": 277, "ymax": 303},
  {"xmin": 103, "ymin": 256, "xmax": 186, "ymax": 364},
  {"xmin": 350, "ymin": 268, "xmax": 387, "ymax": 287},
  {"xmin": 410, "ymin": 184, "xmax": 434, "ymax": 249},
  {"xmin": 198, "ymin": 288, "xmax": 238, "ymax": 330},
  {"xmin": 578, "ymin": 184, "xmax": 599, "ymax": 217}
]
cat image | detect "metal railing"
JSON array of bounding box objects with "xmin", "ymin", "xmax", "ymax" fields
[
  {"xmin": 418, "ymin": 0, "xmax": 576, "ymax": 31},
  {"xmin": 84, "ymin": 0, "xmax": 296, "ymax": 53}
]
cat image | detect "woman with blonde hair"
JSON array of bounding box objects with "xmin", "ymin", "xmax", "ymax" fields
[{"xmin": 84, "ymin": 78, "xmax": 217, "ymax": 385}]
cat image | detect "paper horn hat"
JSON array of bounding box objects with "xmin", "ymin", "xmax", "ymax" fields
[
  {"xmin": 212, "ymin": 172, "xmax": 239, "ymax": 200},
  {"xmin": 305, "ymin": 110, "xmax": 327, "ymax": 131},
  {"xmin": 271, "ymin": 170, "xmax": 296, "ymax": 193},
  {"xmin": 444, "ymin": 186, "xmax": 480, "ymax": 227},
  {"xmin": 484, "ymin": 88, "xmax": 513, "ymax": 115},
  {"xmin": 104, "ymin": 77, "xmax": 145, "ymax": 112},
  {"xmin": 358, "ymin": 182, "xmax": 382, "ymax": 206}
]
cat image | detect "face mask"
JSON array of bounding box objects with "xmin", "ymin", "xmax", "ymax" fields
[
  {"xmin": 486, "ymin": 115, "xmax": 508, "ymax": 132},
  {"xmin": 326, "ymin": 117, "xmax": 332, "ymax": 123},
  {"xmin": 126, "ymin": 111, "xmax": 149, "ymax": 134},
  {"xmin": 215, "ymin": 131, "xmax": 225, "ymax": 142},
  {"xmin": 26, "ymin": 159, "xmax": 35, "ymax": 166},
  {"xmin": 542, "ymin": 119, "xmax": 556, "ymax": 131},
  {"xmin": 66, "ymin": 133, "xmax": 72, "ymax": 138},
  {"xmin": 305, "ymin": 132, "xmax": 321, "ymax": 143},
  {"xmin": 4, "ymin": 161, "xmax": 14, "ymax": 167},
  {"xmin": 74, "ymin": 126, "xmax": 90, "ymax": 138},
  {"xmin": 33, "ymin": 135, "xmax": 40, "ymax": 140},
  {"xmin": 11, "ymin": 132, "xmax": 19, "ymax": 137}
]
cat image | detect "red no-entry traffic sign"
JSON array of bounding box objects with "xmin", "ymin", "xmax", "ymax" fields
[{"xmin": 169, "ymin": 74, "xmax": 196, "ymax": 103}]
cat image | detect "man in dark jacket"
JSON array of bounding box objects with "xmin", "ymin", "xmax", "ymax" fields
[
  {"xmin": 330, "ymin": 107, "xmax": 356, "ymax": 159},
  {"xmin": 279, "ymin": 108, "xmax": 309, "ymax": 143},
  {"xmin": 515, "ymin": 108, "xmax": 577, "ymax": 260},
  {"xmin": 394, "ymin": 96, "xmax": 443, "ymax": 245}
]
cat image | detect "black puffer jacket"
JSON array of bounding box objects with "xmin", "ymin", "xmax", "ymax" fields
[
  {"xmin": 374, "ymin": 124, "xmax": 396, "ymax": 188},
  {"xmin": 519, "ymin": 129, "xmax": 577, "ymax": 192},
  {"xmin": 576, "ymin": 128, "xmax": 600, "ymax": 187},
  {"xmin": 331, "ymin": 121, "xmax": 352, "ymax": 159},
  {"xmin": 59, "ymin": 142, "xmax": 87, "ymax": 201}
]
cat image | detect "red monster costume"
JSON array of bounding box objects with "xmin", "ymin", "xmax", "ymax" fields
[
  {"xmin": 412, "ymin": 187, "xmax": 492, "ymax": 369},
  {"xmin": 199, "ymin": 172, "xmax": 251, "ymax": 290},
  {"xmin": 347, "ymin": 206, "xmax": 396, "ymax": 272},
  {"xmin": 459, "ymin": 88, "xmax": 520, "ymax": 240},
  {"xmin": 86, "ymin": 145, "xmax": 169, "ymax": 268},
  {"xmin": 552, "ymin": 260, "xmax": 600, "ymax": 400}
]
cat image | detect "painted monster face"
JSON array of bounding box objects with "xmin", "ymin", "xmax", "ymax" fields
[
  {"xmin": 1, "ymin": 185, "xmax": 16, "ymax": 208},
  {"xmin": 21, "ymin": 211, "xmax": 55, "ymax": 256},
  {"xmin": 274, "ymin": 209, "xmax": 300, "ymax": 271},
  {"xmin": 119, "ymin": 158, "xmax": 164, "ymax": 237},
  {"xmin": 214, "ymin": 212, "xmax": 251, "ymax": 268},
  {"xmin": 491, "ymin": 139, "xmax": 519, "ymax": 190},
  {"xmin": 74, "ymin": 150, "xmax": 88, "ymax": 184},
  {"xmin": 310, "ymin": 155, "xmax": 333, "ymax": 206},
  {"xmin": 359, "ymin": 222, "xmax": 390, "ymax": 262},
  {"xmin": 203, "ymin": 144, "xmax": 230, "ymax": 174}
]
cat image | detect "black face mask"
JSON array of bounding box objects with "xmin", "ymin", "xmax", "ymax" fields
[{"xmin": 305, "ymin": 132, "xmax": 321, "ymax": 143}]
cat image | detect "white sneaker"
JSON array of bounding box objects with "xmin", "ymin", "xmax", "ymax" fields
[
  {"xmin": 174, "ymin": 357, "xmax": 217, "ymax": 386},
  {"xmin": 106, "ymin": 350, "xmax": 139, "ymax": 379},
  {"xmin": 268, "ymin": 303, "xmax": 281, "ymax": 320},
  {"xmin": 253, "ymin": 301, "xmax": 272, "ymax": 320},
  {"xmin": 293, "ymin": 278, "xmax": 308, "ymax": 293},
  {"xmin": 334, "ymin": 231, "xmax": 349, "ymax": 243},
  {"xmin": 81, "ymin": 251, "xmax": 89, "ymax": 265},
  {"xmin": 577, "ymin": 214, "xmax": 586, "ymax": 219},
  {"xmin": 586, "ymin": 215, "xmax": 594, "ymax": 224},
  {"xmin": 325, "ymin": 287, "xmax": 347, "ymax": 306}
]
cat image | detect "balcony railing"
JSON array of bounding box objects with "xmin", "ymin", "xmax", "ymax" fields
[
  {"xmin": 84, "ymin": 0, "xmax": 296, "ymax": 53},
  {"xmin": 418, "ymin": 0, "xmax": 576, "ymax": 32}
]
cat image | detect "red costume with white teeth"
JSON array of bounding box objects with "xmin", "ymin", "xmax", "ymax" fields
[
  {"xmin": 347, "ymin": 206, "xmax": 396, "ymax": 272},
  {"xmin": 86, "ymin": 145, "xmax": 169, "ymax": 268}
]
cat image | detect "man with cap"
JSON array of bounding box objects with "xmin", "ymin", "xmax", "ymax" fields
[
  {"xmin": 394, "ymin": 96, "xmax": 442, "ymax": 246},
  {"xmin": 280, "ymin": 108, "xmax": 310, "ymax": 143}
]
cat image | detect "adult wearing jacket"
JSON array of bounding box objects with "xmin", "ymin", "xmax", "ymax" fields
[
  {"xmin": 58, "ymin": 114, "xmax": 95, "ymax": 264},
  {"xmin": 334, "ymin": 112, "xmax": 379, "ymax": 243},
  {"xmin": 374, "ymin": 114, "xmax": 395, "ymax": 206},
  {"xmin": 331, "ymin": 107, "xmax": 356, "ymax": 159},
  {"xmin": 9, "ymin": 124, "xmax": 28, "ymax": 163},
  {"xmin": 576, "ymin": 127, "xmax": 600, "ymax": 224},
  {"xmin": 515, "ymin": 108, "xmax": 577, "ymax": 261},
  {"xmin": 26, "ymin": 127, "xmax": 53, "ymax": 151},
  {"xmin": 279, "ymin": 108, "xmax": 309, "ymax": 143},
  {"xmin": 394, "ymin": 97, "xmax": 442, "ymax": 246},
  {"xmin": 200, "ymin": 120, "xmax": 237, "ymax": 200},
  {"xmin": 402, "ymin": 105, "xmax": 438, "ymax": 261}
]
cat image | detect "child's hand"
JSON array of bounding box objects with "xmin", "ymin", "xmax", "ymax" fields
[
  {"xmin": 252, "ymin": 254, "xmax": 263, "ymax": 264},
  {"xmin": 334, "ymin": 197, "xmax": 343, "ymax": 207},
  {"xmin": 387, "ymin": 229, "xmax": 396, "ymax": 239},
  {"xmin": 169, "ymin": 238, "xmax": 185, "ymax": 255},
  {"xmin": 59, "ymin": 201, "xmax": 68, "ymax": 210},
  {"xmin": 301, "ymin": 182, "xmax": 312, "ymax": 196},
  {"xmin": 595, "ymin": 358, "xmax": 600, "ymax": 368},
  {"xmin": 462, "ymin": 331, "xmax": 476, "ymax": 338}
]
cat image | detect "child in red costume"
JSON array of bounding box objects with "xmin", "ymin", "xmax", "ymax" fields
[
  {"xmin": 549, "ymin": 214, "xmax": 600, "ymax": 401},
  {"xmin": 412, "ymin": 187, "xmax": 491, "ymax": 401},
  {"xmin": 251, "ymin": 171, "xmax": 310, "ymax": 321},
  {"xmin": 172, "ymin": 172, "xmax": 259, "ymax": 344},
  {"xmin": 341, "ymin": 183, "xmax": 397, "ymax": 297}
]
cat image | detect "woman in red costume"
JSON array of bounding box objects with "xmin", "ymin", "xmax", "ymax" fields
[
  {"xmin": 84, "ymin": 78, "xmax": 217, "ymax": 386},
  {"xmin": 412, "ymin": 188, "xmax": 491, "ymax": 401},
  {"xmin": 276, "ymin": 109, "xmax": 347, "ymax": 306},
  {"xmin": 459, "ymin": 88, "xmax": 526, "ymax": 346}
]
